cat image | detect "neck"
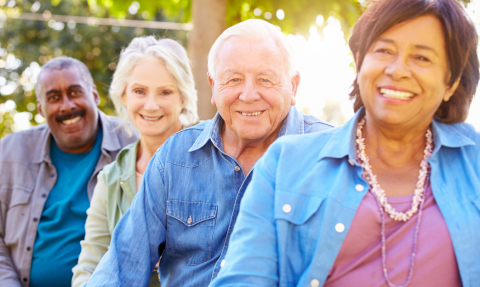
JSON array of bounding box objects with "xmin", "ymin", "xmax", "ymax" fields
[
  {"xmin": 221, "ymin": 121, "xmax": 282, "ymax": 176},
  {"xmin": 363, "ymin": 113, "xmax": 431, "ymax": 168},
  {"xmin": 136, "ymin": 120, "xmax": 182, "ymax": 174}
]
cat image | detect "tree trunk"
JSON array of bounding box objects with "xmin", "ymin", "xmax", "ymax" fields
[{"xmin": 188, "ymin": 0, "xmax": 227, "ymax": 120}]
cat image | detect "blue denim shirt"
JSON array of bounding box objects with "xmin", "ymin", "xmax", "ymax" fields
[
  {"xmin": 211, "ymin": 108, "xmax": 480, "ymax": 287},
  {"xmin": 86, "ymin": 107, "xmax": 333, "ymax": 287}
]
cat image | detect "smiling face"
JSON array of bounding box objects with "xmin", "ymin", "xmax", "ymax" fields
[
  {"xmin": 357, "ymin": 15, "xmax": 459, "ymax": 128},
  {"xmin": 37, "ymin": 67, "xmax": 100, "ymax": 153},
  {"xmin": 209, "ymin": 36, "xmax": 299, "ymax": 142},
  {"xmin": 122, "ymin": 59, "xmax": 184, "ymax": 140}
]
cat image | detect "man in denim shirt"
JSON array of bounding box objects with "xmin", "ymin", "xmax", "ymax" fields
[{"xmin": 87, "ymin": 19, "xmax": 332, "ymax": 287}]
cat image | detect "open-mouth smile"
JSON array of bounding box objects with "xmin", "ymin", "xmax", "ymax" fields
[
  {"xmin": 62, "ymin": 116, "xmax": 81, "ymax": 125},
  {"xmin": 239, "ymin": 110, "xmax": 265, "ymax": 116},
  {"xmin": 379, "ymin": 88, "xmax": 416, "ymax": 100},
  {"xmin": 141, "ymin": 115, "xmax": 163, "ymax": 121}
]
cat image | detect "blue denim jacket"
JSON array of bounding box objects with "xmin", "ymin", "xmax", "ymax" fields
[
  {"xmin": 86, "ymin": 107, "xmax": 333, "ymax": 287},
  {"xmin": 211, "ymin": 108, "xmax": 480, "ymax": 287}
]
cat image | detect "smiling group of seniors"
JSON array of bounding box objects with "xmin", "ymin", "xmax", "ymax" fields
[{"xmin": 1, "ymin": 0, "xmax": 480, "ymax": 286}]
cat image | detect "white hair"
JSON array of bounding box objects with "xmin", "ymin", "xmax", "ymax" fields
[
  {"xmin": 208, "ymin": 19, "xmax": 297, "ymax": 78},
  {"xmin": 110, "ymin": 36, "xmax": 198, "ymax": 134}
]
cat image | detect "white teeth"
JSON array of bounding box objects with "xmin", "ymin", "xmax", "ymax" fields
[
  {"xmin": 62, "ymin": 116, "xmax": 81, "ymax": 125},
  {"xmin": 141, "ymin": 115, "xmax": 162, "ymax": 121},
  {"xmin": 241, "ymin": 111, "xmax": 263, "ymax": 116},
  {"xmin": 380, "ymin": 88, "xmax": 415, "ymax": 100}
]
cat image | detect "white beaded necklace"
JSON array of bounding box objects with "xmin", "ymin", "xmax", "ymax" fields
[
  {"xmin": 355, "ymin": 117, "xmax": 434, "ymax": 287},
  {"xmin": 356, "ymin": 117, "xmax": 434, "ymax": 222}
]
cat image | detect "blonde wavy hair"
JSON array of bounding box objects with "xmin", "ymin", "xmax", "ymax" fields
[{"xmin": 110, "ymin": 36, "xmax": 198, "ymax": 134}]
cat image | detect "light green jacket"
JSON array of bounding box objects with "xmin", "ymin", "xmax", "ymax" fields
[{"xmin": 72, "ymin": 140, "xmax": 159, "ymax": 287}]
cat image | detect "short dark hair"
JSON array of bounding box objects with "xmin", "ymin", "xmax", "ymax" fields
[
  {"xmin": 349, "ymin": 0, "xmax": 479, "ymax": 123},
  {"xmin": 35, "ymin": 56, "xmax": 94, "ymax": 102}
]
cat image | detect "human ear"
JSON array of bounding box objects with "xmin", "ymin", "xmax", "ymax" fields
[
  {"xmin": 443, "ymin": 76, "xmax": 461, "ymax": 102},
  {"xmin": 37, "ymin": 100, "xmax": 44, "ymax": 117},
  {"xmin": 290, "ymin": 73, "xmax": 301, "ymax": 106},
  {"xmin": 92, "ymin": 85, "xmax": 100, "ymax": 106},
  {"xmin": 208, "ymin": 73, "xmax": 216, "ymax": 106}
]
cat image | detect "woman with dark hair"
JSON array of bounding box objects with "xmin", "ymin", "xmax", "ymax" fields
[{"xmin": 210, "ymin": 0, "xmax": 480, "ymax": 286}]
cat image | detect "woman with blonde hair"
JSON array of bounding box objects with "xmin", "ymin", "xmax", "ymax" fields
[{"xmin": 72, "ymin": 36, "xmax": 198, "ymax": 287}]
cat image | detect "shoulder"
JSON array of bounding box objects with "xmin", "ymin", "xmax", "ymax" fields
[
  {"xmin": 101, "ymin": 140, "xmax": 138, "ymax": 177},
  {"xmin": 302, "ymin": 114, "xmax": 334, "ymax": 133},
  {"xmin": 0, "ymin": 124, "xmax": 49, "ymax": 163},
  {"xmin": 262, "ymin": 127, "xmax": 338, "ymax": 169},
  {"xmin": 456, "ymin": 122, "xmax": 480, "ymax": 141},
  {"xmin": 100, "ymin": 113, "xmax": 137, "ymax": 146},
  {"xmin": 1, "ymin": 124, "xmax": 47, "ymax": 145},
  {"xmin": 153, "ymin": 120, "xmax": 212, "ymax": 166},
  {"xmin": 275, "ymin": 126, "xmax": 338, "ymax": 153},
  {"xmin": 455, "ymin": 122, "xmax": 480, "ymax": 163},
  {"xmin": 446, "ymin": 122, "xmax": 480, "ymax": 153}
]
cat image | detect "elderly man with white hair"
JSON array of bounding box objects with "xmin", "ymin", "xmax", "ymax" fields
[{"xmin": 87, "ymin": 19, "xmax": 332, "ymax": 287}]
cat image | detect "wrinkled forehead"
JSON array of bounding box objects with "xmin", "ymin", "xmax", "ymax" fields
[
  {"xmin": 40, "ymin": 66, "xmax": 89, "ymax": 91},
  {"xmin": 216, "ymin": 35, "xmax": 288, "ymax": 77}
]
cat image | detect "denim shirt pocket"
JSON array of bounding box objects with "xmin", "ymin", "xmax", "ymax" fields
[
  {"xmin": 274, "ymin": 190, "xmax": 324, "ymax": 225},
  {"xmin": 166, "ymin": 200, "xmax": 218, "ymax": 265}
]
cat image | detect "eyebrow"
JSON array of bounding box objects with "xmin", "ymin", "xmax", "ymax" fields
[
  {"xmin": 129, "ymin": 83, "xmax": 177, "ymax": 90},
  {"xmin": 45, "ymin": 89, "xmax": 60, "ymax": 96},
  {"xmin": 259, "ymin": 70, "xmax": 277, "ymax": 77},
  {"xmin": 222, "ymin": 70, "xmax": 241, "ymax": 80},
  {"xmin": 376, "ymin": 38, "xmax": 439, "ymax": 56}
]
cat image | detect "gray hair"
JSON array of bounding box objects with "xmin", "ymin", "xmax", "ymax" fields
[
  {"xmin": 110, "ymin": 36, "xmax": 198, "ymax": 134},
  {"xmin": 35, "ymin": 56, "xmax": 94, "ymax": 101},
  {"xmin": 208, "ymin": 19, "xmax": 297, "ymax": 78}
]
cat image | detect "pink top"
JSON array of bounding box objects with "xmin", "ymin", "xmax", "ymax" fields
[
  {"xmin": 324, "ymin": 186, "xmax": 461, "ymax": 287},
  {"xmin": 136, "ymin": 171, "xmax": 143, "ymax": 192}
]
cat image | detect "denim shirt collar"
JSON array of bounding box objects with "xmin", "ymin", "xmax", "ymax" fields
[
  {"xmin": 189, "ymin": 106, "xmax": 305, "ymax": 152},
  {"xmin": 33, "ymin": 110, "xmax": 122, "ymax": 164},
  {"xmin": 317, "ymin": 107, "xmax": 476, "ymax": 164}
]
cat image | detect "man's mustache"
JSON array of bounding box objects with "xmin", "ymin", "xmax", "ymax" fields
[{"xmin": 56, "ymin": 110, "xmax": 85, "ymax": 122}]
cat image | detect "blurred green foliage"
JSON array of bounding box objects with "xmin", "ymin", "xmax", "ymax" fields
[
  {"xmin": 227, "ymin": 0, "xmax": 361, "ymax": 37},
  {"xmin": 0, "ymin": 0, "xmax": 362, "ymax": 138},
  {"xmin": 0, "ymin": 0, "xmax": 189, "ymax": 138}
]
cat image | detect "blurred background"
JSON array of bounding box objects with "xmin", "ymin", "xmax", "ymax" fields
[{"xmin": 0, "ymin": 0, "xmax": 478, "ymax": 138}]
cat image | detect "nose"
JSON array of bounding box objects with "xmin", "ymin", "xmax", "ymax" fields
[
  {"xmin": 59, "ymin": 94, "xmax": 76, "ymax": 112},
  {"xmin": 384, "ymin": 55, "xmax": 411, "ymax": 81},
  {"xmin": 238, "ymin": 78, "xmax": 261, "ymax": 104},
  {"xmin": 144, "ymin": 94, "xmax": 159, "ymax": 111}
]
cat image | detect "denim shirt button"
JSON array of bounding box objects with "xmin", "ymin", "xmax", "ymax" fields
[
  {"xmin": 335, "ymin": 223, "xmax": 345, "ymax": 233},
  {"xmin": 220, "ymin": 259, "xmax": 226, "ymax": 267},
  {"xmin": 187, "ymin": 217, "xmax": 193, "ymax": 224},
  {"xmin": 234, "ymin": 166, "xmax": 240, "ymax": 172},
  {"xmin": 310, "ymin": 279, "xmax": 320, "ymax": 287},
  {"xmin": 355, "ymin": 184, "xmax": 365, "ymax": 192},
  {"xmin": 348, "ymin": 159, "xmax": 354, "ymax": 166},
  {"xmin": 282, "ymin": 204, "xmax": 292, "ymax": 213}
]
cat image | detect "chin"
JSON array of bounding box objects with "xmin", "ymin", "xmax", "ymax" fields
[
  {"xmin": 237, "ymin": 129, "xmax": 268, "ymax": 141},
  {"xmin": 140, "ymin": 127, "xmax": 169, "ymax": 138},
  {"xmin": 60, "ymin": 138, "xmax": 92, "ymax": 150}
]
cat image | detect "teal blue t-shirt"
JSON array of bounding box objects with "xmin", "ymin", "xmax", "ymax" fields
[{"xmin": 30, "ymin": 128, "xmax": 103, "ymax": 287}]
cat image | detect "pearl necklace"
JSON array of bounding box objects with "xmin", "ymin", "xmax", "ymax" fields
[
  {"xmin": 356, "ymin": 118, "xmax": 434, "ymax": 222},
  {"xmin": 355, "ymin": 117, "xmax": 434, "ymax": 287}
]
